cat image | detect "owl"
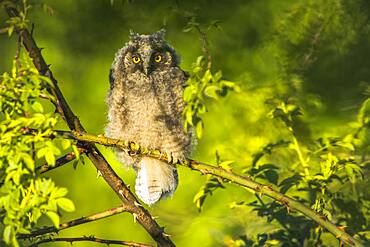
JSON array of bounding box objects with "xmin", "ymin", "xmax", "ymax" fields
[{"xmin": 105, "ymin": 30, "xmax": 192, "ymax": 205}]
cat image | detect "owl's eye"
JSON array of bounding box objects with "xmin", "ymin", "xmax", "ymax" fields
[
  {"xmin": 154, "ymin": 54, "xmax": 162, "ymax": 63},
  {"xmin": 132, "ymin": 55, "xmax": 141, "ymax": 64}
]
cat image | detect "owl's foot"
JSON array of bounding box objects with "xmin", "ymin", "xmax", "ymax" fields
[{"xmin": 165, "ymin": 151, "xmax": 188, "ymax": 165}]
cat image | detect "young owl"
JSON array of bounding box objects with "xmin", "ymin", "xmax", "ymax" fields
[{"xmin": 105, "ymin": 30, "xmax": 192, "ymax": 205}]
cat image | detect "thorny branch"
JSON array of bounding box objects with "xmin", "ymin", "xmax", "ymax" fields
[
  {"xmin": 4, "ymin": 3, "xmax": 174, "ymax": 247},
  {"xmin": 2, "ymin": 2, "xmax": 365, "ymax": 247},
  {"xmin": 19, "ymin": 205, "xmax": 128, "ymax": 239},
  {"xmin": 42, "ymin": 129, "xmax": 364, "ymax": 247},
  {"xmin": 28, "ymin": 236, "xmax": 153, "ymax": 247},
  {"xmin": 36, "ymin": 147, "xmax": 87, "ymax": 173}
]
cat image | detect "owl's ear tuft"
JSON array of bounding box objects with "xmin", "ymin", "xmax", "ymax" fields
[
  {"xmin": 129, "ymin": 29, "xmax": 140, "ymax": 41},
  {"xmin": 153, "ymin": 29, "xmax": 166, "ymax": 40}
]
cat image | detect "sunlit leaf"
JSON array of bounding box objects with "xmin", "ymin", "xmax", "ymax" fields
[
  {"xmin": 57, "ymin": 198, "xmax": 75, "ymax": 212},
  {"xmin": 46, "ymin": 211, "xmax": 60, "ymax": 228}
]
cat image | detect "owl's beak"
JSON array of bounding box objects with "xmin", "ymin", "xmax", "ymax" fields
[
  {"xmin": 143, "ymin": 66, "xmax": 149, "ymax": 75},
  {"xmin": 143, "ymin": 58, "xmax": 152, "ymax": 76},
  {"xmin": 141, "ymin": 48, "xmax": 153, "ymax": 75}
]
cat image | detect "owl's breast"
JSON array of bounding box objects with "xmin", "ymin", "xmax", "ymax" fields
[{"xmin": 121, "ymin": 69, "xmax": 188, "ymax": 150}]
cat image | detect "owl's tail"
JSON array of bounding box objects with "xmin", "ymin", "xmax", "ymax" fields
[{"xmin": 135, "ymin": 157, "xmax": 178, "ymax": 205}]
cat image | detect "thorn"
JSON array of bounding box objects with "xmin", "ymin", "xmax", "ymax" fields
[
  {"xmin": 133, "ymin": 213, "xmax": 138, "ymax": 223},
  {"xmin": 286, "ymin": 206, "xmax": 290, "ymax": 214},
  {"xmin": 151, "ymin": 215, "xmax": 159, "ymax": 220},
  {"xmin": 96, "ymin": 170, "xmax": 102, "ymax": 178},
  {"xmin": 162, "ymin": 232, "xmax": 171, "ymax": 237},
  {"xmin": 118, "ymin": 189, "xmax": 124, "ymax": 197},
  {"xmin": 134, "ymin": 201, "xmax": 142, "ymax": 207}
]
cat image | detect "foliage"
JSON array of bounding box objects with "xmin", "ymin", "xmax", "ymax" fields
[
  {"xmin": 183, "ymin": 56, "xmax": 239, "ymax": 138},
  {"xmin": 0, "ymin": 56, "xmax": 75, "ymax": 246},
  {"xmin": 194, "ymin": 97, "xmax": 369, "ymax": 245},
  {"xmin": 1, "ymin": 0, "xmax": 370, "ymax": 246}
]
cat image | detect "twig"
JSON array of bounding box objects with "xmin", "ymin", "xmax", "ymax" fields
[
  {"xmin": 4, "ymin": 4, "xmax": 174, "ymax": 247},
  {"xmin": 28, "ymin": 236, "xmax": 153, "ymax": 247},
  {"xmin": 194, "ymin": 25, "xmax": 212, "ymax": 70},
  {"xmin": 19, "ymin": 205, "xmax": 128, "ymax": 239},
  {"xmin": 36, "ymin": 147, "xmax": 87, "ymax": 173},
  {"xmin": 49, "ymin": 130, "xmax": 364, "ymax": 247},
  {"xmin": 292, "ymin": 136, "xmax": 310, "ymax": 176},
  {"xmin": 0, "ymin": 27, "xmax": 9, "ymax": 34}
]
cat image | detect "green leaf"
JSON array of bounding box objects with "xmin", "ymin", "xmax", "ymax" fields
[
  {"xmin": 357, "ymin": 98, "xmax": 370, "ymax": 124},
  {"xmin": 31, "ymin": 101, "xmax": 44, "ymax": 113},
  {"xmin": 201, "ymin": 69, "xmax": 212, "ymax": 84},
  {"xmin": 61, "ymin": 139, "xmax": 71, "ymax": 150},
  {"xmin": 53, "ymin": 187, "xmax": 68, "ymax": 198},
  {"xmin": 183, "ymin": 86, "xmax": 194, "ymax": 102},
  {"xmin": 72, "ymin": 144, "xmax": 80, "ymax": 160},
  {"xmin": 185, "ymin": 109, "xmax": 193, "ymax": 126},
  {"xmin": 196, "ymin": 120, "xmax": 204, "ymax": 139},
  {"xmin": 183, "ymin": 26, "xmax": 193, "ymax": 33},
  {"xmin": 193, "ymin": 189, "xmax": 206, "ymax": 212},
  {"xmin": 57, "ymin": 198, "xmax": 75, "ymax": 212},
  {"xmin": 3, "ymin": 225, "xmax": 12, "ymax": 243},
  {"xmin": 46, "ymin": 211, "xmax": 60, "ymax": 228},
  {"xmin": 204, "ymin": 85, "xmax": 219, "ymax": 99},
  {"xmin": 44, "ymin": 149, "xmax": 55, "ymax": 166},
  {"xmin": 37, "ymin": 147, "xmax": 47, "ymax": 158},
  {"xmin": 8, "ymin": 25, "xmax": 14, "ymax": 36},
  {"xmin": 22, "ymin": 153, "xmax": 35, "ymax": 171}
]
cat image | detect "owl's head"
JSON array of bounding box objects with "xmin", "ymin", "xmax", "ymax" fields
[{"xmin": 113, "ymin": 29, "xmax": 179, "ymax": 77}]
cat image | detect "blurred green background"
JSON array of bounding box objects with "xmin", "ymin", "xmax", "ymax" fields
[{"xmin": 1, "ymin": 0, "xmax": 369, "ymax": 246}]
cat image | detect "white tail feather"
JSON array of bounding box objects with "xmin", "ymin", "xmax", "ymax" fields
[{"xmin": 135, "ymin": 157, "xmax": 178, "ymax": 205}]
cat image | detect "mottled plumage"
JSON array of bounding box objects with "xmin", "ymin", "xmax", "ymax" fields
[{"xmin": 105, "ymin": 30, "xmax": 192, "ymax": 205}]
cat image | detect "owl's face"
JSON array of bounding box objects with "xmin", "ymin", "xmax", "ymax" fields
[{"xmin": 121, "ymin": 30, "xmax": 179, "ymax": 76}]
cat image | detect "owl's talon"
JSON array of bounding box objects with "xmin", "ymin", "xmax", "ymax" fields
[
  {"xmin": 180, "ymin": 157, "xmax": 188, "ymax": 165},
  {"xmin": 172, "ymin": 156, "xmax": 179, "ymax": 165},
  {"xmin": 166, "ymin": 152, "xmax": 173, "ymax": 163}
]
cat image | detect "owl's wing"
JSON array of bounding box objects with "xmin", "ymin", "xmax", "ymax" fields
[{"xmin": 109, "ymin": 68, "xmax": 114, "ymax": 90}]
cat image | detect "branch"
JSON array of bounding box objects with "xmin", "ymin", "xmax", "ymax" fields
[
  {"xmin": 36, "ymin": 147, "xmax": 87, "ymax": 173},
  {"xmin": 194, "ymin": 25, "xmax": 212, "ymax": 70},
  {"xmin": 4, "ymin": 4, "xmax": 174, "ymax": 247},
  {"xmin": 19, "ymin": 205, "xmax": 128, "ymax": 239},
  {"xmin": 52, "ymin": 130, "xmax": 364, "ymax": 247},
  {"xmin": 28, "ymin": 236, "xmax": 153, "ymax": 247}
]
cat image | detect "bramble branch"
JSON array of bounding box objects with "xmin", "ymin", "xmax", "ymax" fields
[
  {"xmin": 49, "ymin": 130, "xmax": 364, "ymax": 247},
  {"xmin": 19, "ymin": 205, "xmax": 128, "ymax": 239},
  {"xmin": 28, "ymin": 236, "xmax": 153, "ymax": 247},
  {"xmin": 36, "ymin": 147, "xmax": 87, "ymax": 173},
  {"xmin": 4, "ymin": 3, "xmax": 174, "ymax": 247}
]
